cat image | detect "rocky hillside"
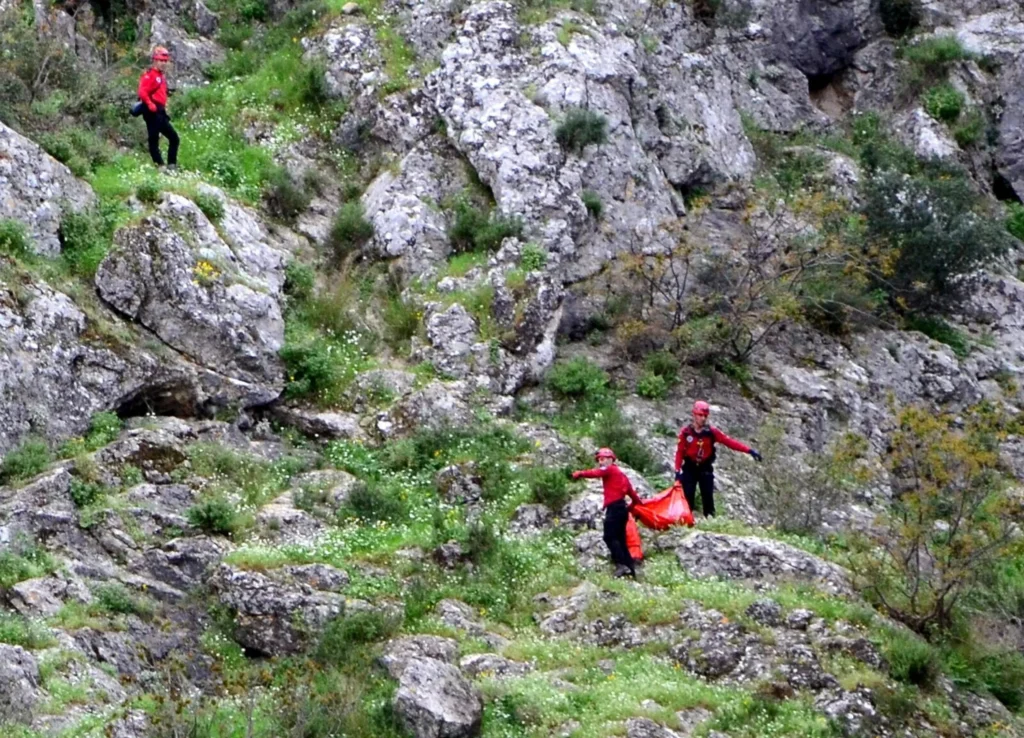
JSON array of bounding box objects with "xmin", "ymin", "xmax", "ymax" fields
[{"xmin": 3, "ymin": 0, "xmax": 1024, "ymax": 736}]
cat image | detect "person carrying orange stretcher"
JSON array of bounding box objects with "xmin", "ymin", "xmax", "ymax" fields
[
  {"xmin": 675, "ymin": 400, "xmax": 761, "ymax": 517},
  {"xmin": 572, "ymin": 447, "xmax": 643, "ymax": 578}
]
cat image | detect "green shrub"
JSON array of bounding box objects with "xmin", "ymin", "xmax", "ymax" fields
[
  {"xmin": 329, "ymin": 202, "xmax": 375, "ymax": 260},
  {"xmin": 383, "ymin": 295, "xmax": 421, "ymax": 349},
  {"xmin": 904, "ymin": 315, "xmax": 970, "ymax": 358},
  {"xmin": 0, "ymin": 439, "xmax": 50, "ymax": 484},
  {"xmin": 863, "ymin": 168, "xmax": 1012, "ymax": 312},
  {"xmin": 952, "ymin": 110, "xmax": 985, "ymax": 148},
  {"xmin": 280, "ymin": 342, "xmax": 343, "ymax": 400},
  {"xmin": 528, "ymin": 467, "xmax": 573, "ymax": 509},
  {"xmin": 520, "ymin": 242, "xmax": 548, "ymax": 271},
  {"xmin": 193, "ymin": 192, "xmax": 225, "ymax": 222},
  {"xmin": 547, "ymin": 357, "xmax": 609, "ymax": 400},
  {"xmin": 135, "ymin": 180, "xmax": 161, "ymax": 205},
  {"xmin": 882, "ymin": 629, "xmax": 939, "ymax": 687},
  {"xmin": 94, "ymin": 582, "xmax": 152, "ymax": 617},
  {"xmin": 581, "ymin": 190, "xmax": 603, "ymax": 218},
  {"xmin": 593, "ymin": 410, "xmax": 657, "ymax": 474},
  {"xmin": 0, "ymin": 219, "xmax": 31, "ymax": 257},
  {"xmin": 644, "ymin": 350, "xmax": 678, "ymax": 381},
  {"xmin": 40, "ymin": 129, "xmax": 112, "ymax": 176},
  {"xmin": 199, "ymin": 150, "xmax": 243, "ymax": 190},
  {"xmin": 284, "ymin": 261, "xmax": 316, "ymax": 301},
  {"xmin": 317, "ymin": 608, "xmax": 402, "ymax": 663},
  {"xmin": 0, "ymin": 540, "xmax": 55, "ymax": 590},
  {"xmin": 944, "ymin": 646, "xmax": 1024, "ymax": 711},
  {"xmin": 1007, "ymin": 203, "xmax": 1024, "ymax": 242},
  {"xmin": 86, "ymin": 411, "xmax": 121, "ymax": 448},
  {"xmin": 924, "ymin": 83, "xmax": 964, "ymax": 123},
  {"xmin": 239, "ymin": 0, "xmax": 269, "ymax": 22},
  {"xmin": 448, "ymin": 198, "xmax": 523, "ymax": 253},
  {"xmin": 59, "ymin": 210, "xmax": 110, "ymax": 278},
  {"xmin": 299, "ymin": 59, "xmax": 330, "ymax": 110},
  {"xmin": 555, "ymin": 107, "xmax": 608, "ymax": 154},
  {"xmin": 263, "ymin": 167, "xmax": 311, "ymax": 223},
  {"xmin": 636, "ymin": 371, "xmax": 669, "ymax": 400},
  {"xmin": 187, "ymin": 496, "xmax": 240, "ymax": 536},
  {"xmin": 903, "ymin": 35, "xmax": 972, "ymax": 69},
  {"xmin": 0, "ymin": 613, "xmax": 56, "ymax": 649},
  {"xmin": 879, "ymin": 0, "xmax": 921, "ymax": 38},
  {"xmin": 342, "ymin": 481, "xmax": 408, "ymax": 523},
  {"xmin": 69, "ymin": 477, "xmax": 105, "ymax": 507}
]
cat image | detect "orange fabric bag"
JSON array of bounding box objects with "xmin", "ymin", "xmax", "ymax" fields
[
  {"xmin": 626, "ymin": 516, "xmax": 643, "ymax": 561},
  {"xmin": 631, "ymin": 482, "xmax": 696, "ymax": 530}
]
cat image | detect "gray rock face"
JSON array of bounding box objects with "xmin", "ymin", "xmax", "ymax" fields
[
  {"xmin": 134, "ymin": 536, "xmax": 229, "ymax": 596},
  {"xmin": 0, "ymin": 645, "xmax": 41, "ymax": 725},
  {"xmin": 393, "ymin": 657, "xmax": 483, "ymax": 738},
  {"xmin": 458, "ymin": 653, "xmax": 531, "ymax": 678},
  {"xmin": 380, "ymin": 635, "xmax": 460, "ymax": 679},
  {"xmin": 997, "ymin": 58, "xmax": 1024, "ymax": 200},
  {"xmin": 379, "ymin": 381, "xmax": 475, "ymax": 437},
  {"xmin": 8, "ymin": 572, "xmax": 91, "ymax": 617},
  {"xmin": 626, "ymin": 718, "xmax": 682, "ymax": 738},
  {"xmin": 208, "ymin": 564, "xmax": 344, "ymax": 655},
  {"xmin": 95, "ymin": 208, "xmax": 285, "ymax": 400},
  {"xmin": 768, "ymin": 0, "xmax": 870, "ymax": 77},
  {"xmin": 0, "ymin": 121, "xmax": 96, "ymax": 257},
  {"xmin": 148, "ymin": 15, "xmax": 225, "ymax": 84},
  {"xmin": 675, "ymin": 532, "xmax": 853, "ymax": 596}
]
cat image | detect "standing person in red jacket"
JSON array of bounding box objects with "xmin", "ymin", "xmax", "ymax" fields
[
  {"xmin": 573, "ymin": 448, "xmax": 643, "ymax": 578},
  {"xmin": 675, "ymin": 401, "xmax": 761, "ymax": 518},
  {"xmin": 138, "ymin": 46, "xmax": 179, "ymax": 169}
]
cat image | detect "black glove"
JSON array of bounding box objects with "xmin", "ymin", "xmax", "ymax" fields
[
  {"xmin": 749, "ymin": 449, "xmax": 762, "ymax": 463},
  {"xmin": 674, "ymin": 470, "xmax": 685, "ymax": 483}
]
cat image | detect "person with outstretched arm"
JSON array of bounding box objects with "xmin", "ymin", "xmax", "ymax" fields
[
  {"xmin": 674, "ymin": 401, "xmax": 761, "ymax": 518},
  {"xmin": 573, "ymin": 447, "xmax": 643, "ymax": 578},
  {"xmin": 138, "ymin": 46, "xmax": 179, "ymax": 169}
]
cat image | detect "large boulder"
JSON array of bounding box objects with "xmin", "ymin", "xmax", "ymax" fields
[
  {"xmin": 675, "ymin": 532, "xmax": 853, "ymax": 596},
  {"xmin": 393, "ymin": 657, "xmax": 483, "ymax": 738},
  {"xmin": 0, "ymin": 645, "xmax": 41, "ymax": 725},
  {"xmin": 997, "ymin": 58, "xmax": 1024, "ymax": 201},
  {"xmin": 208, "ymin": 564, "xmax": 344, "ymax": 655},
  {"xmin": 95, "ymin": 202, "xmax": 286, "ymax": 403},
  {"xmin": 0, "ymin": 121, "xmax": 96, "ymax": 256}
]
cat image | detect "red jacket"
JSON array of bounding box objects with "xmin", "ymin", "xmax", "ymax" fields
[
  {"xmin": 138, "ymin": 67, "xmax": 168, "ymax": 112},
  {"xmin": 675, "ymin": 424, "xmax": 750, "ymax": 470},
  {"xmin": 574, "ymin": 464, "xmax": 642, "ymax": 508}
]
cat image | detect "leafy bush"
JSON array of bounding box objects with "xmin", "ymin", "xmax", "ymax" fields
[
  {"xmin": 329, "ymin": 202, "xmax": 375, "ymax": 260},
  {"xmin": 879, "ymin": 0, "xmax": 921, "ymax": 38},
  {"xmin": 135, "ymin": 180, "xmax": 161, "ymax": 205},
  {"xmin": 863, "ymin": 168, "xmax": 1012, "ymax": 313},
  {"xmin": 280, "ymin": 342, "xmax": 344, "ymax": 401},
  {"xmin": 317, "ymin": 608, "xmax": 402, "ymax": 663},
  {"xmin": 264, "ymin": 167, "xmax": 311, "ymax": 222},
  {"xmin": 881, "ymin": 629, "xmax": 939, "ymax": 687},
  {"xmin": 40, "ymin": 129, "xmax": 112, "ymax": 177},
  {"xmin": 193, "ymin": 192, "xmax": 225, "ymax": 222},
  {"xmin": 924, "ymin": 83, "xmax": 964, "ymax": 123},
  {"xmin": 902, "ymin": 35, "xmax": 972, "ymax": 69},
  {"xmin": 199, "ymin": 150, "xmax": 244, "ymax": 190},
  {"xmin": 448, "ymin": 198, "xmax": 523, "ymax": 253},
  {"xmin": 520, "ymin": 243, "xmax": 548, "ymax": 271},
  {"xmin": 952, "ymin": 110, "xmax": 985, "ymax": 148},
  {"xmin": 383, "ymin": 294, "xmax": 421, "ymax": 349},
  {"xmin": 94, "ymin": 582, "xmax": 152, "ymax": 617},
  {"xmin": 187, "ymin": 496, "xmax": 240, "ymax": 536},
  {"xmin": 0, "ymin": 539, "xmax": 55, "ymax": 590},
  {"xmin": 528, "ymin": 467, "xmax": 573, "ymax": 510},
  {"xmin": 1007, "ymin": 203, "xmax": 1024, "ymax": 242},
  {"xmin": 0, "ymin": 219, "xmax": 31, "ymax": 257},
  {"xmin": 636, "ymin": 371, "xmax": 669, "ymax": 400},
  {"xmin": 299, "ymin": 59, "xmax": 330, "ymax": 110},
  {"xmin": 581, "ymin": 190, "xmax": 603, "ymax": 218},
  {"xmin": 69, "ymin": 477, "xmax": 105, "ymax": 507},
  {"xmin": 59, "ymin": 210, "xmax": 110, "ymax": 278},
  {"xmin": 593, "ymin": 411, "xmax": 657, "ymax": 475},
  {"xmin": 555, "ymin": 107, "xmax": 608, "ymax": 154},
  {"xmin": 284, "ymin": 261, "xmax": 316, "ymax": 301},
  {"xmin": 644, "ymin": 350, "xmax": 678, "ymax": 381},
  {"xmin": 342, "ymin": 481, "xmax": 408, "ymax": 523},
  {"xmin": 944, "ymin": 646, "xmax": 1024, "ymax": 711},
  {"xmin": 465, "ymin": 518, "xmax": 500, "ymax": 563},
  {"xmin": 0, "ymin": 439, "xmax": 50, "ymax": 484},
  {"xmin": 0, "ymin": 613, "xmax": 56, "ymax": 649},
  {"xmin": 904, "ymin": 314, "xmax": 970, "ymax": 358},
  {"xmin": 547, "ymin": 357, "xmax": 609, "ymax": 401},
  {"xmin": 59, "ymin": 411, "xmax": 123, "ymax": 458}
]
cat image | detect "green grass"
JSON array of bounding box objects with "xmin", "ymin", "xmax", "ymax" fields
[
  {"xmin": 0, "ymin": 540, "xmax": 57, "ymax": 590},
  {"xmin": 0, "ymin": 438, "xmax": 51, "ymax": 484},
  {"xmin": 0, "ymin": 613, "xmax": 56, "ymax": 649},
  {"xmin": 904, "ymin": 314, "xmax": 971, "ymax": 358}
]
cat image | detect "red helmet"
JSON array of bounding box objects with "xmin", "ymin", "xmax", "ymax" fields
[
  {"xmin": 692, "ymin": 400, "xmax": 710, "ymax": 417},
  {"xmin": 595, "ymin": 447, "xmax": 616, "ymax": 461},
  {"xmin": 152, "ymin": 46, "xmax": 171, "ymax": 61}
]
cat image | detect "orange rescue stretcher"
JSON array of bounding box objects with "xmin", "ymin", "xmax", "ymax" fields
[{"xmin": 626, "ymin": 482, "xmax": 695, "ymax": 561}]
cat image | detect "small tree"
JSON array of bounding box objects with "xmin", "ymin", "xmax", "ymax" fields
[
  {"xmin": 855, "ymin": 405, "xmax": 1024, "ymax": 637},
  {"xmin": 752, "ymin": 422, "xmax": 870, "ymax": 535}
]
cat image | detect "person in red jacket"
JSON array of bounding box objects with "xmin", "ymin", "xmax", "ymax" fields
[
  {"xmin": 573, "ymin": 447, "xmax": 643, "ymax": 578},
  {"xmin": 674, "ymin": 400, "xmax": 761, "ymax": 518},
  {"xmin": 138, "ymin": 46, "xmax": 179, "ymax": 169}
]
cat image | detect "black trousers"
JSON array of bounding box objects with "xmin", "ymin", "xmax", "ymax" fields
[
  {"xmin": 681, "ymin": 463, "xmax": 716, "ymax": 517},
  {"xmin": 603, "ymin": 500, "xmax": 634, "ymax": 572},
  {"xmin": 143, "ymin": 108, "xmax": 179, "ymax": 166}
]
